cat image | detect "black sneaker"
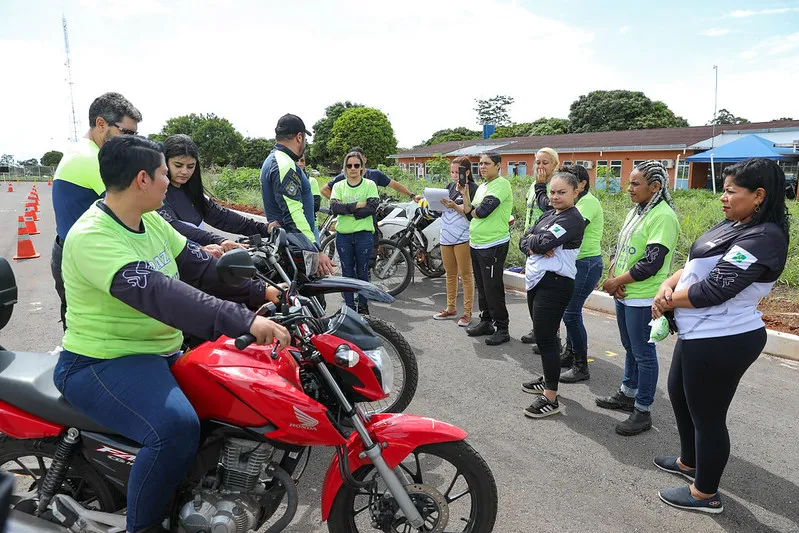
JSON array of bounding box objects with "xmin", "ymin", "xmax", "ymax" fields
[
  {"xmin": 659, "ymin": 485, "xmax": 723, "ymax": 514},
  {"xmin": 524, "ymin": 395, "xmax": 561, "ymax": 418},
  {"xmin": 485, "ymin": 329, "xmax": 510, "ymax": 346},
  {"xmin": 521, "ymin": 376, "xmax": 546, "ymax": 394},
  {"xmin": 521, "ymin": 329, "xmax": 535, "ymax": 344},
  {"xmin": 466, "ymin": 321, "xmax": 495, "ymax": 337},
  {"xmin": 595, "ymin": 390, "xmax": 635, "ymax": 412},
  {"xmin": 653, "ymin": 456, "xmax": 696, "ymax": 482},
  {"xmin": 615, "ymin": 408, "xmax": 652, "ymax": 436}
]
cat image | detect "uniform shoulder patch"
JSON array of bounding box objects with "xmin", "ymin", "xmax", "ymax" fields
[
  {"xmin": 722, "ymin": 245, "xmax": 758, "ymax": 270},
  {"xmin": 548, "ymin": 223, "xmax": 567, "ymax": 238}
]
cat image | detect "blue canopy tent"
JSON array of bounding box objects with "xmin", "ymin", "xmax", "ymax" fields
[{"xmin": 686, "ymin": 134, "xmax": 798, "ymax": 163}]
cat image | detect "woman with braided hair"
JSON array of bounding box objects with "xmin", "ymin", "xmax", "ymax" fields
[{"xmin": 595, "ymin": 160, "xmax": 680, "ymax": 436}]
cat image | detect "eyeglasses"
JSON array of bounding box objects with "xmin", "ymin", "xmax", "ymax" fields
[
  {"xmin": 111, "ymin": 123, "xmax": 137, "ymax": 135},
  {"xmin": 346, "ymin": 163, "xmax": 362, "ymax": 169}
]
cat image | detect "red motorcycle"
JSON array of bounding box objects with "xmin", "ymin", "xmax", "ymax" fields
[{"xmin": 0, "ymin": 234, "xmax": 498, "ymax": 533}]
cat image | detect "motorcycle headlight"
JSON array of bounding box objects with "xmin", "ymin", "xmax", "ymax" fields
[{"xmin": 364, "ymin": 347, "xmax": 393, "ymax": 395}]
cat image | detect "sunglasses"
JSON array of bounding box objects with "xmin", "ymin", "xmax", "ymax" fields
[
  {"xmin": 111, "ymin": 123, "xmax": 138, "ymax": 135},
  {"xmin": 346, "ymin": 163, "xmax": 362, "ymax": 169}
]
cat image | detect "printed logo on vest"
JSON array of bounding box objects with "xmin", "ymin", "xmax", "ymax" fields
[
  {"xmin": 548, "ymin": 223, "xmax": 566, "ymax": 237},
  {"xmin": 723, "ymin": 245, "xmax": 758, "ymax": 270}
]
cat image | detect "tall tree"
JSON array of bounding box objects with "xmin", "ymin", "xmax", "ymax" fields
[
  {"xmin": 423, "ymin": 127, "xmax": 481, "ymax": 146},
  {"xmin": 41, "ymin": 151, "xmax": 63, "ymax": 167},
  {"xmin": 529, "ymin": 117, "xmax": 571, "ymax": 136},
  {"xmin": 233, "ymin": 137, "xmax": 275, "ymax": 168},
  {"xmin": 151, "ymin": 113, "xmax": 243, "ymax": 166},
  {"xmin": 0, "ymin": 154, "xmax": 15, "ymax": 167},
  {"xmin": 491, "ymin": 123, "xmax": 533, "ymax": 138},
  {"xmin": 310, "ymin": 101, "xmax": 364, "ymax": 169},
  {"xmin": 474, "ymin": 95, "xmax": 514, "ymax": 126},
  {"xmin": 569, "ymin": 90, "xmax": 689, "ymax": 133},
  {"xmin": 773, "ymin": 117, "xmax": 794, "ymax": 121},
  {"xmin": 709, "ymin": 108, "xmax": 750, "ymax": 125},
  {"xmin": 328, "ymin": 107, "xmax": 398, "ymax": 167}
]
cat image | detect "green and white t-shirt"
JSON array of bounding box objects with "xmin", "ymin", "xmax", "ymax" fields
[
  {"xmin": 470, "ymin": 176, "xmax": 513, "ymax": 248},
  {"xmin": 612, "ymin": 200, "xmax": 680, "ymax": 304},
  {"xmin": 576, "ymin": 192, "xmax": 604, "ymax": 260},
  {"xmin": 331, "ymin": 178, "xmax": 379, "ymax": 234},
  {"xmin": 62, "ymin": 203, "xmax": 188, "ymax": 359}
]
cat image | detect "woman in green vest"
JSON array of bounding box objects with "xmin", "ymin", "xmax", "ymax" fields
[
  {"xmin": 595, "ymin": 160, "xmax": 680, "ymax": 436},
  {"xmin": 559, "ymin": 165, "xmax": 605, "ymax": 383},
  {"xmin": 459, "ymin": 152, "xmax": 513, "ymax": 346},
  {"xmin": 329, "ymin": 151, "xmax": 379, "ymax": 314},
  {"xmin": 522, "ymin": 147, "xmax": 560, "ymax": 346}
]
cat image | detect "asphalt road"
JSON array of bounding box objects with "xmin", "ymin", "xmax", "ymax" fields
[{"xmin": 1, "ymin": 185, "xmax": 798, "ymax": 533}]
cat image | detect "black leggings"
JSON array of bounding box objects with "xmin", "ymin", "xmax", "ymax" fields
[
  {"xmin": 527, "ymin": 272, "xmax": 574, "ymax": 391},
  {"xmin": 667, "ymin": 328, "xmax": 766, "ymax": 494}
]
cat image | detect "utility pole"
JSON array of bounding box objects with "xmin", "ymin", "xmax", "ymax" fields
[
  {"xmin": 711, "ymin": 65, "xmax": 718, "ymax": 149},
  {"xmin": 63, "ymin": 14, "xmax": 79, "ymax": 142}
]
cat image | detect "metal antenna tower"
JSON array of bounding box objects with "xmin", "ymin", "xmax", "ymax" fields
[{"xmin": 62, "ymin": 14, "xmax": 79, "ymax": 142}]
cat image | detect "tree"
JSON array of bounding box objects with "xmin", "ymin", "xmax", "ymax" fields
[
  {"xmin": 474, "ymin": 95, "xmax": 514, "ymax": 126},
  {"xmin": 233, "ymin": 137, "xmax": 275, "ymax": 168},
  {"xmin": 773, "ymin": 117, "xmax": 794, "ymax": 121},
  {"xmin": 569, "ymin": 90, "xmax": 689, "ymax": 133},
  {"xmin": 709, "ymin": 108, "xmax": 750, "ymax": 125},
  {"xmin": 19, "ymin": 158, "xmax": 39, "ymax": 167},
  {"xmin": 152, "ymin": 113, "xmax": 243, "ymax": 166},
  {"xmin": 0, "ymin": 154, "xmax": 15, "ymax": 166},
  {"xmin": 310, "ymin": 101, "xmax": 364, "ymax": 169},
  {"xmin": 328, "ymin": 107, "xmax": 398, "ymax": 167},
  {"xmin": 491, "ymin": 123, "xmax": 533, "ymax": 138},
  {"xmin": 529, "ymin": 117, "xmax": 571, "ymax": 136},
  {"xmin": 422, "ymin": 127, "xmax": 481, "ymax": 146},
  {"xmin": 41, "ymin": 151, "xmax": 63, "ymax": 167}
]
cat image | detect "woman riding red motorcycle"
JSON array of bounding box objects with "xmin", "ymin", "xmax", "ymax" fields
[{"xmin": 53, "ymin": 135, "xmax": 289, "ymax": 533}]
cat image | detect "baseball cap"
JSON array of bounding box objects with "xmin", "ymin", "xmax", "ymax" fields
[{"xmin": 275, "ymin": 114, "xmax": 312, "ymax": 137}]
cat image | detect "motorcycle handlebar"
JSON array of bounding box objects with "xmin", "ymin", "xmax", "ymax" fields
[{"xmin": 235, "ymin": 334, "xmax": 256, "ymax": 350}]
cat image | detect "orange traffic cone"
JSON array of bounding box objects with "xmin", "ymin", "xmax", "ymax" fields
[
  {"xmin": 25, "ymin": 206, "xmax": 39, "ymax": 222},
  {"xmin": 13, "ymin": 219, "xmax": 39, "ymax": 260},
  {"xmin": 47, "ymin": 179, "xmax": 52, "ymax": 186},
  {"xmin": 7, "ymin": 183, "xmax": 12, "ymax": 192},
  {"xmin": 23, "ymin": 214, "xmax": 40, "ymax": 236}
]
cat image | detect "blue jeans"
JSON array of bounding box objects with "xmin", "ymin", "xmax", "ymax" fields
[
  {"xmin": 54, "ymin": 350, "xmax": 200, "ymax": 533},
  {"xmin": 615, "ymin": 300, "xmax": 658, "ymax": 411},
  {"xmin": 336, "ymin": 230, "xmax": 373, "ymax": 310},
  {"xmin": 563, "ymin": 255, "xmax": 603, "ymax": 355}
]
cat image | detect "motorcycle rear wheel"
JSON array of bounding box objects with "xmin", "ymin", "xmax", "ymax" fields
[
  {"xmin": 0, "ymin": 436, "xmax": 122, "ymax": 516},
  {"xmin": 371, "ymin": 240, "xmax": 413, "ymax": 297},
  {"xmin": 327, "ymin": 440, "xmax": 498, "ymax": 533}
]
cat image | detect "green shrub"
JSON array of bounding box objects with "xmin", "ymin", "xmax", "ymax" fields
[{"xmin": 209, "ymin": 167, "xmax": 261, "ymax": 202}]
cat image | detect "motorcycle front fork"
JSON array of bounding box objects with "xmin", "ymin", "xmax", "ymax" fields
[{"xmin": 315, "ymin": 362, "xmax": 425, "ymax": 529}]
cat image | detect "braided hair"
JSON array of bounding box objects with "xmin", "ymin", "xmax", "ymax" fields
[
  {"xmin": 613, "ymin": 160, "xmax": 677, "ymax": 266},
  {"xmin": 634, "ymin": 160, "xmax": 675, "ymax": 215}
]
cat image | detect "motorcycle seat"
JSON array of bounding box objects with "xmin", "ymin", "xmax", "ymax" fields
[{"xmin": 0, "ymin": 351, "xmax": 115, "ymax": 435}]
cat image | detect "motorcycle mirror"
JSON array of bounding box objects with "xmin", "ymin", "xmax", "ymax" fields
[
  {"xmin": 0, "ymin": 258, "xmax": 18, "ymax": 331},
  {"xmin": 216, "ymin": 249, "xmax": 257, "ymax": 286},
  {"xmin": 271, "ymin": 227, "xmax": 289, "ymax": 249}
]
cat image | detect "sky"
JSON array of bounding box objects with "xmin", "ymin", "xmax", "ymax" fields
[{"xmin": 1, "ymin": 0, "xmax": 798, "ymax": 161}]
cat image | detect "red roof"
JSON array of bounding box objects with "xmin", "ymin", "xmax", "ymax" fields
[{"xmin": 394, "ymin": 120, "xmax": 799, "ymax": 158}]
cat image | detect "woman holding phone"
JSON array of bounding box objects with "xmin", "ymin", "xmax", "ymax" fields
[{"xmin": 433, "ymin": 156, "xmax": 479, "ymax": 326}]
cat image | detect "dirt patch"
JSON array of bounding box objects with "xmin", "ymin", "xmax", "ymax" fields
[
  {"xmin": 759, "ymin": 285, "xmax": 799, "ymax": 335},
  {"xmin": 220, "ymin": 201, "xmax": 265, "ymax": 216}
]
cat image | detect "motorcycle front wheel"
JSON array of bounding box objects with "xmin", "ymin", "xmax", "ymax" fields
[
  {"xmin": 371, "ymin": 239, "xmax": 413, "ymax": 297},
  {"xmin": 327, "ymin": 440, "xmax": 498, "ymax": 533}
]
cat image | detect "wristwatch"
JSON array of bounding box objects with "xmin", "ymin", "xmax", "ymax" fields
[{"xmin": 408, "ymin": 193, "xmax": 415, "ymax": 200}]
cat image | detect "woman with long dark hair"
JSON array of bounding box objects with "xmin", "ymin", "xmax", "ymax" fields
[
  {"xmin": 651, "ymin": 158, "xmax": 790, "ymax": 514},
  {"xmin": 559, "ymin": 164, "xmax": 604, "ymax": 383},
  {"xmin": 595, "ymin": 161, "xmax": 680, "ymax": 436},
  {"xmin": 434, "ymin": 156, "xmax": 479, "ymax": 327},
  {"xmin": 519, "ymin": 171, "xmax": 585, "ymax": 418},
  {"xmin": 159, "ymin": 134, "xmax": 269, "ymax": 242}
]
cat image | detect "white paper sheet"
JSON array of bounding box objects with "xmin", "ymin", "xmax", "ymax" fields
[{"xmin": 423, "ymin": 188, "xmax": 450, "ymax": 212}]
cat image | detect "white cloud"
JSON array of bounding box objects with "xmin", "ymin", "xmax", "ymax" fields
[
  {"xmin": 619, "ymin": 25, "xmax": 630, "ymax": 34},
  {"xmin": 737, "ymin": 32, "xmax": 799, "ymax": 60},
  {"xmin": 700, "ymin": 28, "xmax": 731, "ymax": 37},
  {"xmin": 739, "ymin": 50, "xmax": 757, "ymax": 59},
  {"xmin": 728, "ymin": 7, "xmax": 799, "ymax": 17},
  {"xmin": 78, "ymin": 0, "xmax": 170, "ymax": 19}
]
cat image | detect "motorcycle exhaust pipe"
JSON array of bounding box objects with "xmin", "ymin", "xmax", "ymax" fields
[{"xmin": 4, "ymin": 510, "xmax": 71, "ymax": 533}]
